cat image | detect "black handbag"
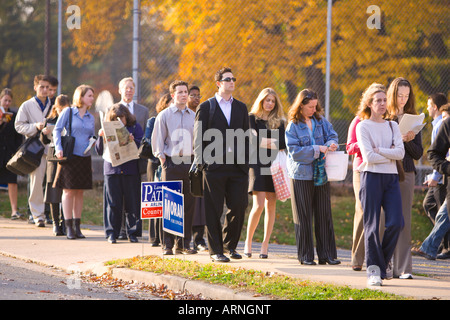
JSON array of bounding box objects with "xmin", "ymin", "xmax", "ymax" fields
[
  {"xmin": 47, "ymin": 107, "xmax": 75, "ymax": 162},
  {"xmin": 138, "ymin": 138, "xmax": 153, "ymax": 159},
  {"xmin": 189, "ymin": 97, "xmax": 216, "ymax": 197},
  {"xmin": 6, "ymin": 134, "xmax": 45, "ymax": 176},
  {"xmin": 189, "ymin": 163, "xmax": 204, "ymax": 197},
  {"xmin": 138, "ymin": 117, "xmax": 156, "ymax": 160}
]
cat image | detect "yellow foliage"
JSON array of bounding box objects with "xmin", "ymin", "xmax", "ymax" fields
[{"xmin": 69, "ymin": 0, "xmax": 448, "ymax": 113}]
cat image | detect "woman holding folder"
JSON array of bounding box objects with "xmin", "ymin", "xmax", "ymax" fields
[{"xmin": 386, "ymin": 77, "xmax": 423, "ymax": 279}]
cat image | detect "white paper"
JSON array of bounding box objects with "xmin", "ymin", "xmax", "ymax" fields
[{"xmin": 398, "ymin": 113, "xmax": 426, "ymax": 135}]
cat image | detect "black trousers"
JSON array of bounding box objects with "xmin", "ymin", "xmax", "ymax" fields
[
  {"xmin": 423, "ymin": 183, "xmax": 447, "ymax": 223},
  {"xmin": 103, "ymin": 174, "xmax": 141, "ymax": 238},
  {"xmin": 203, "ymin": 164, "xmax": 248, "ymax": 255},
  {"xmin": 161, "ymin": 157, "xmax": 195, "ymax": 249},
  {"xmin": 203, "ymin": 165, "xmax": 249, "ymax": 255},
  {"xmin": 290, "ymin": 179, "xmax": 338, "ymax": 262}
]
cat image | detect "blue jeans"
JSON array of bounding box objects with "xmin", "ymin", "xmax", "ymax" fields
[{"xmin": 420, "ymin": 200, "xmax": 450, "ymax": 258}]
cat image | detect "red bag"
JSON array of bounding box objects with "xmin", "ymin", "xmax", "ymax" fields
[{"xmin": 270, "ymin": 151, "xmax": 291, "ymax": 202}]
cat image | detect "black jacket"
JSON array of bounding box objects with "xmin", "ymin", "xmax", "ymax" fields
[
  {"xmin": 194, "ymin": 96, "xmax": 249, "ymax": 173},
  {"xmin": 428, "ymin": 117, "xmax": 450, "ymax": 177},
  {"xmin": 428, "ymin": 117, "xmax": 450, "ymax": 205}
]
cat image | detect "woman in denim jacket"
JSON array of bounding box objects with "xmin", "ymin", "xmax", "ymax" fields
[{"xmin": 285, "ymin": 89, "xmax": 340, "ymax": 266}]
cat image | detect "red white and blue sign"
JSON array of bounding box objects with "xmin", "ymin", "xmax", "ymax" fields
[{"xmin": 141, "ymin": 181, "xmax": 182, "ymax": 219}]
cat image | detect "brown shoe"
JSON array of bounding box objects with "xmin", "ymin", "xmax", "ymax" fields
[{"xmin": 411, "ymin": 247, "xmax": 435, "ymax": 260}]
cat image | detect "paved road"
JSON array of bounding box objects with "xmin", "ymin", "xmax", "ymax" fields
[
  {"xmin": 0, "ymin": 217, "xmax": 449, "ymax": 300},
  {"xmin": 0, "ymin": 254, "xmax": 165, "ymax": 300}
]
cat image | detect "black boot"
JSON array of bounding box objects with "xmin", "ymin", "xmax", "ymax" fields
[
  {"xmin": 65, "ymin": 219, "xmax": 76, "ymax": 240},
  {"xmin": 74, "ymin": 218, "xmax": 85, "ymax": 239},
  {"xmin": 50, "ymin": 204, "xmax": 64, "ymax": 236}
]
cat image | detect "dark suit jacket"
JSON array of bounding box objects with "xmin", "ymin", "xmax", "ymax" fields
[
  {"xmin": 194, "ymin": 96, "xmax": 249, "ymax": 173},
  {"xmin": 428, "ymin": 117, "xmax": 450, "ymax": 200},
  {"xmin": 133, "ymin": 103, "xmax": 149, "ymax": 132}
]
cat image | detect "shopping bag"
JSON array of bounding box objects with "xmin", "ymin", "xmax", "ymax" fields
[
  {"xmin": 325, "ymin": 151, "xmax": 349, "ymax": 181},
  {"xmin": 270, "ymin": 151, "xmax": 291, "ymax": 202}
]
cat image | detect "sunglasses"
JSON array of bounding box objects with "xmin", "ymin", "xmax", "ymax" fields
[
  {"xmin": 302, "ymin": 91, "xmax": 317, "ymax": 103},
  {"xmin": 220, "ymin": 77, "xmax": 236, "ymax": 82}
]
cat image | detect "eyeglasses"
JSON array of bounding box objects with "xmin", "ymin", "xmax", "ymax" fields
[
  {"xmin": 220, "ymin": 77, "xmax": 236, "ymax": 82},
  {"xmin": 189, "ymin": 94, "xmax": 202, "ymax": 99}
]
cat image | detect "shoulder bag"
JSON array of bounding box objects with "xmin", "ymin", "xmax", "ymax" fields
[
  {"xmin": 6, "ymin": 133, "xmax": 45, "ymax": 176},
  {"xmin": 388, "ymin": 121, "xmax": 405, "ymax": 182},
  {"xmin": 47, "ymin": 107, "xmax": 75, "ymax": 162}
]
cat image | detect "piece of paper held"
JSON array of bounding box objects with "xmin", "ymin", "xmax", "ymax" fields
[{"xmin": 398, "ymin": 113, "xmax": 426, "ymax": 135}]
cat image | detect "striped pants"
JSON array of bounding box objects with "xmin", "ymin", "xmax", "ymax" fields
[{"xmin": 290, "ymin": 179, "xmax": 338, "ymax": 262}]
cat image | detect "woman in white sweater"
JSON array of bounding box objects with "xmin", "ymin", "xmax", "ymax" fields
[{"xmin": 355, "ymin": 83, "xmax": 405, "ymax": 287}]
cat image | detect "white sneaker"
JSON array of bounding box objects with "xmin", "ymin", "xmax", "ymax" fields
[
  {"xmin": 367, "ymin": 265, "xmax": 382, "ymax": 287},
  {"xmin": 399, "ymin": 273, "xmax": 413, "ymax": 279},
  {"xmin": 367, "ymin": 275, "xmax": 383, "ymax": 287}
]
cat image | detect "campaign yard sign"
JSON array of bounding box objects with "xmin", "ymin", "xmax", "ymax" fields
[
  {"xmin": 162, "ymin": 186, "xmax": 184, "ymax": 237},
  {"xmin": 141, "ymin": 181, "xmax": 182, "ymax": 219}
]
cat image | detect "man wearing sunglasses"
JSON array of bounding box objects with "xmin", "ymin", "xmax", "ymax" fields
[{"xmin": 193, "ymin": 67, "xmax": 249, "ymax": 262}]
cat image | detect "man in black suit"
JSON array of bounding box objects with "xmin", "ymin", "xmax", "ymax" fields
[{"xmin": 193, "ymin": 67, "xmax": 249, "ymax": 262}]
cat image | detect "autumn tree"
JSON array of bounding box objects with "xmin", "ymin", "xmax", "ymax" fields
[{"xmin": 67, "ymin": 0, "xmax": 448, "ymax": 136}]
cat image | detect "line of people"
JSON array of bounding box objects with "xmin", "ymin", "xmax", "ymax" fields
[
  {"xmin": 346, "ymin": 80, "xmax": 449, "ymax": 286},
  {"xmin": 1, "ymin": 70, "xmax": 449, "ymax": 289}
]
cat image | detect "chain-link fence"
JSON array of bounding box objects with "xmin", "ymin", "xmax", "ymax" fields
[{"xmin": 137, "ymin": 1, "xmax": 449, "ymax": 182}]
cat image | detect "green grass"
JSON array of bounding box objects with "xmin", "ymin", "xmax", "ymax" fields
[
  {"xmin": 106, "ymin": 255, "xmax": 407, "ymax": 300},
  {"xmin": 0, "ymin": 182, "xmax": 104, "ymax": 225}
]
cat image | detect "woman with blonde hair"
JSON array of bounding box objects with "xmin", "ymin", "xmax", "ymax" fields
[
  {"xmin": 347, "ymin": 83, "xmax": 386, "ymax": 271},
  {"xmin": 386, "ymin": 77, "xmax": 423, "ymax": 279},
  {"xmin": 244, "ymin": 88, "xmax": 286, "ymax": 259},
  {"xmin": 356, "ymin": 83, "xmax": 404, "ymax": 286},
  {"xmin": 285, "ymin": 88, "xmax": 340, "ymax": 265},
  {"xmin": 54, "ymin": 85, "xmax": 96, "ymax": 239}
]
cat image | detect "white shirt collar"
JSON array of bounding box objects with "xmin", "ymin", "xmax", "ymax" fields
[
  {"xmin": 120, "ymin": 100, "xmax": 134, "ymax": 108},
  {"xmin": 215, "ymin": 92, "xmax": 233, "ymax": 104}
]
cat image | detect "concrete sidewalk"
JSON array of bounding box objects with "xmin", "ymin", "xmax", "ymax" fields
[{"xmin": 0, "ymin": 217, "xmax": 449, "ymax": 300}]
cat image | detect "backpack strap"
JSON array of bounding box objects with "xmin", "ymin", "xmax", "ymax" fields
[{"xmin": 207, "ymin": 97, "xmax": 217, "ymax": 129}]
